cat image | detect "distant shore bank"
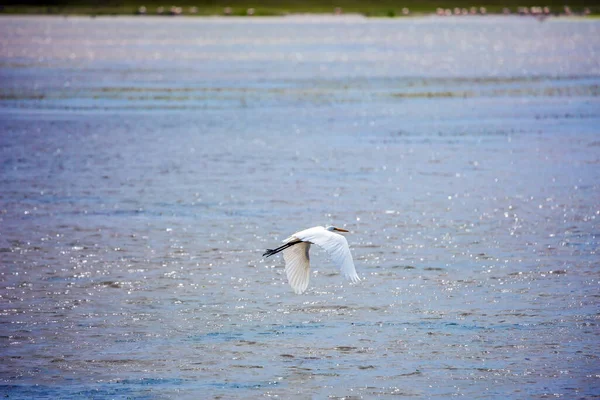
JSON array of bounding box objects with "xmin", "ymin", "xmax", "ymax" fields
[{"xmin": 0, "ymin": 3, "xmax": 597, "ymax": 18}]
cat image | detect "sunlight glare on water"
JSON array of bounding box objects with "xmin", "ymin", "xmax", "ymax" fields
[{"xmin": 0, "ymin": 15, "xmax": 599, "ymax": 399}]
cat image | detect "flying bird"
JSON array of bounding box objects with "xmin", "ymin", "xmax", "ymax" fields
[{"xmin": 263, "ymin": 226, "xmax": 360, "ymax": 294}]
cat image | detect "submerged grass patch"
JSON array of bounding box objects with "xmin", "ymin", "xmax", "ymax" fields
[{"xmin": 2, "ymin": 78, "xmax": 598, "ymax": 112}]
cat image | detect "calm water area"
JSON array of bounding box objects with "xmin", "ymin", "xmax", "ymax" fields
[{"xmin": 0, "ymin": 15, "xmax": 599, "ymax": 398}]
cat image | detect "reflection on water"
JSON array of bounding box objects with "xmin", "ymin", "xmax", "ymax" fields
[{"xmin": 0, "ymin": 15, "xmax": 599, "ymax": 399}]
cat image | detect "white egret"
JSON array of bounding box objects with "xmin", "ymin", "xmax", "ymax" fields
[{"xmin": 263, "ymin": 226, "xmax": 360, "ymax": 294}]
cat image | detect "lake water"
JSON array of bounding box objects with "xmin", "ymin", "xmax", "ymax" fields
[{"xmin": 0, "ymin": 15, "xmax": 599, "ymax": 399}]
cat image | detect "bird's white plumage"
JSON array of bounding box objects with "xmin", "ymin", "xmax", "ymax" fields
[
  {"xmin": 282, "ymin": 242, "xmax": 311, "ymax": 294},
  {"xmin": 280, "ymin": 226, "xmax": 360, "ymax": 293}
]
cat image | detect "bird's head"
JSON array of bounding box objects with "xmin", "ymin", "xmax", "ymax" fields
[{"xmin": 326, "ymin": 226, "xmax": 349, "ymax": 233}]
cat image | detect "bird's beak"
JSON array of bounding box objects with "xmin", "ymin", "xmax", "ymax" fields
[{"xmin": 335, "ymin": 227, "xmax": 349, "ymax": 232}]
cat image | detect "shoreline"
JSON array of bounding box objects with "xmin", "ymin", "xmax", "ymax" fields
[
  {"xmin": 0, "ymin": 11, "xmax": 597, "ymax": 20},
  {"xmin": 0, "ymin": 4, "xmax": 596, "ymax": 18}
]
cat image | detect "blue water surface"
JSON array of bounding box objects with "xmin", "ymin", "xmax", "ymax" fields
[{"xmin": 0, "ymin": 15, "xmax": 599, "ymax": 399}]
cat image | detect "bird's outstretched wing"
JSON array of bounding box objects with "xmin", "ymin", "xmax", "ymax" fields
[
  {"xmin": 294, "ymin": 228, "xmax": 360, "ymax": 283},
  {"xmin": 283, "ymin": 242, "xmax": 311, "ymax": 294}
]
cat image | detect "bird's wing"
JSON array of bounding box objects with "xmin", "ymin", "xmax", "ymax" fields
[
  {"xmin": 294, "ymin": 228, "xmax": 360, "ymax": 283},
  {"xmin": 283, "ymin": 242, "xmax": 311, "ymax": 294},
  {"xmin": 282, "ymin": 226, "xmax": 324, "ymax": 243}
]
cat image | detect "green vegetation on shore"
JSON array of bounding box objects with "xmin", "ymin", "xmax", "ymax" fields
[{"xmin": 0, "ymin": 0, "xmax": 598, "ymax": 16}]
